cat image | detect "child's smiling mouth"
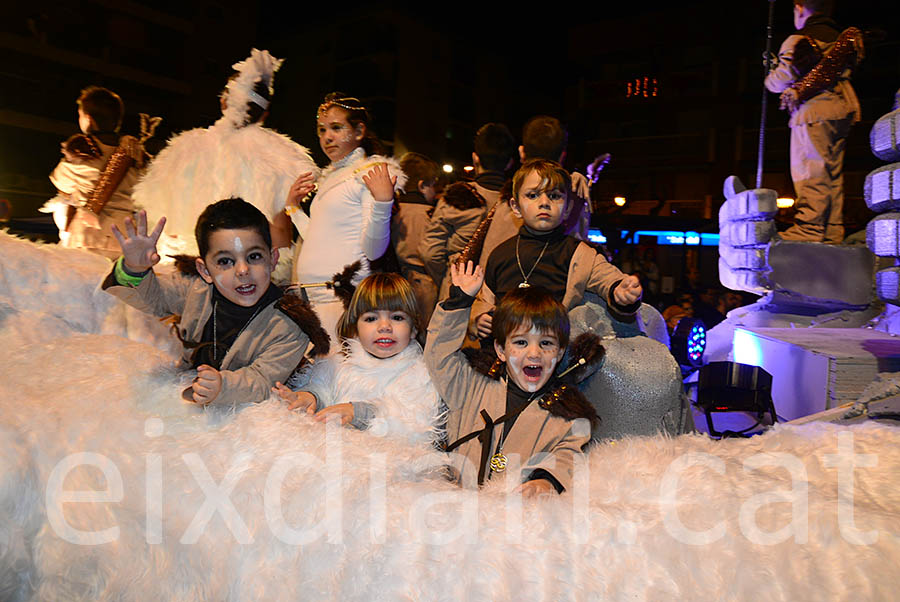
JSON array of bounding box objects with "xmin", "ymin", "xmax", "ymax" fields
[
  {"xmin": 522, "ymin": 364, "xmax": 543, "ymax": 379},
  {"xmin": 236, "ymin": 284, "xmax": 257, "ymax": 295}
]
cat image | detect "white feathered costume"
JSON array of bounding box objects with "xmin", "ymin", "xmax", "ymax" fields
[
  {"xmin": 133, "ymin": 49, "xmax": 318, "ymax": 258},
  {"xmin": 289, "ymin": 338, "xmax": 444, "ymax": 446}
]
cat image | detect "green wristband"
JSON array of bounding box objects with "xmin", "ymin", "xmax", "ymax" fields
[{"xmin": 114, "ymin": 256, "xmax": 149, "ymax": 287}]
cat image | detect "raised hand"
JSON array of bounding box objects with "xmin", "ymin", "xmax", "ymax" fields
[
  {"xmin": 286, "ymin": 172, "xmax": 316, "ymax": 209},
  {"xmin": 613, "ymin": 274, "xmax": 643, "ymax": 306},
  {"xmin": 450, "ymin": 260, "xmax": 484, "ymax": 298},
  {"xmin": 362, "ymin": 163, "xmax": 397, "ymax": 203},
  {"xmin": 111, "ymin": 210, "xmax": 166, "ymax": 273}
]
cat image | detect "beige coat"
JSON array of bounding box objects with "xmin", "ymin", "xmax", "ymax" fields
[
  {"xmin": 391, "ymin": 198, "xmax": 432, "ymax": 274},
  {"xmin": 419, "ymin": 182, "xmax": 501, "ymax": 298},
  {"xmin": 103, "ymin": 269, "xmax": 309, "ymax": 405},
  {"xmin": 425, "ymin": 304, "xmax": 590, "ymax": 491},
  {"xmin": 470, "ymin": 240, "xmax": 631, "ymax": 338}
]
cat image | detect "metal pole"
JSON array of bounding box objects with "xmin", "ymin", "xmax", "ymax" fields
[{"xmin": 756, "ymin": 0, "xmax": 777, "ymax": 189}]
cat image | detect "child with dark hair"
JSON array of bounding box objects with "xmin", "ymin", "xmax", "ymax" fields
[
  {"xmin": 40, "ymin": 85, "xmax": 143, "ymax": 257},
  {"xmin": 134, "ymin": 49, "xmax": 318, "ymax": 265},
  {"xmin": 391, "ymin": 152, "xmax": 440, "ymax": 326},
  {"xmin": 425, "ymin": 261, "xmax": 596, "ymax": 496},
  {"xmin": 102, "ymin": 200, "xmax": 328, "ymax": 405},
  {"xmin": 471, "ymin": 159, "xmax": 641, "ymax": 342},
  {"xmin": 274, "ymin": 272, "xmax": 442, "ymax": 444},
  {"xmin": 286, "ymin": 92, "xmax": 405, "ymax": 345},
  {"xmin": 420, "ymin": 123, "xmax": 515, "ymax": 298}
]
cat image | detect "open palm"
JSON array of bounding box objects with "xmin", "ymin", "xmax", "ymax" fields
[{"xmin": 111, "ymin": 210, "xmax": 166, "ymax": 272}]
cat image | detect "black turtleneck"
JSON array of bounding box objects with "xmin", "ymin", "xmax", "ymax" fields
[
  {"xmin": 484, "ymin": 224, "xmax": 578, "ymax": 303},
  {"xmin": 475, "ymin": 170, "xmax": 506, "ymax": 192},
  {"xmin": 193, "ymin": 283, "xmax": 283, "ymax": 369},
  {"xmin": 396, "ymin": 190, "xmax": 433, "ymax": 207}
]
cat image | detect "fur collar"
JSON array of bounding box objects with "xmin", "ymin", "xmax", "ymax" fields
[
  {"xmin": 333, "ymin": 338, "xmax": 445, "ymax": 445},
  {"xmin": 442, "ymin": 182, "xmax": 487, "ymax": 211},
  {"xmin": 315, "ymin": 148, "xmax": 407, "ymax": 199}
]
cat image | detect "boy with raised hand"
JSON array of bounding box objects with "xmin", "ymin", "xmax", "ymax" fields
[
  {"xmin": 103, "ymin": 199, "xmax": 327, "ymax": 405},
  {"xmin": 470, "ymin": 159, "xmax": 641, "ymax": 343},
  {"xmin": 426, "ymin": 260, "xmax": 597, "ymax": 496}
]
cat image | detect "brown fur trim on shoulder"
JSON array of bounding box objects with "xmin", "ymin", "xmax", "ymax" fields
[
  {"xmin": 331, "ymin": 261, "xmax": 361, "ymax": 310},
  {"xmin": 566, "ymin": 332, "xmax": 606, "ymax": 383},
  {"xmin": 171, "ymin": 254, "xmax": 200, "ymax": 277},
  {"xmin": 461, "ymin": 346, "xmax": 504, "ymax": 380},
  {"xmin": 539, "ymin": 384, "xmax": 600, "ymax": 425},
  {"xmin": 442, "ymin": 182, "xmax": 487, "ymax": 211},
  {"xmin": 276, "ymin": 292, "xmax": 331, "ymax": 357},
  {"xmin": 62, "ymin": 134, "xmax": 101, "ymax": 162}
]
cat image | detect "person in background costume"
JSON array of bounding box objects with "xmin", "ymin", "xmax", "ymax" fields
[
  {"xmin": 40, "ymin": 86, "xmax": 148, "ymax": 257},
  {"xmin": 285, "ymin": 93, "xmax": 405, "ymax": 346},
  {"xmin": 764, "ymin": 0, "xmax": 860, "ymax": 243},
  {"xmin": 102, "ymin": 200, "xmax": 328, "ymax": 405},
  {"xmin": 133, "ymin": 49, "xmax": 318, "ymax": 274},
  {"xmin": 419, "ymin": 123, "xmax": 516, "ymax": 300},
  {"xmin": 391, "ymin": 152, "xmax": 441, "ymax": 328}
]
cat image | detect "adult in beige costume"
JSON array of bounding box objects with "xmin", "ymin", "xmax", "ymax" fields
[{"xmin": 764, "ymin": 0, "xmax": 860, "ymax": 242}]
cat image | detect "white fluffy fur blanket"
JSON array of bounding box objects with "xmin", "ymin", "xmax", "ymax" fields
[{"xmin": 1, "ymin": 232, "xmax": 899, "ymax": 601}]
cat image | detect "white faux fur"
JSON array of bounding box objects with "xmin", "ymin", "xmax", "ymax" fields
[
  {"xmin": 2, "ymin": 235, "xmax": 899, "ymax": 601},
  {"xmin": 289, "ymin": 337, "xmax": 444, "ymax": 445},
  {"xmin": 133, "ymin": 122, "xmax": 318, "ymax": 258},
  {"xmin": 314, "ymin": 149, "xmax": 407, "ymax": 200}
]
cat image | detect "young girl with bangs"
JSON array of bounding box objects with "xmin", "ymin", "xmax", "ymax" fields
[
  {"xmin": 274, "ymin": 273, "xmax": 443, "ymax": 445},
  {"xmin": 286, "ymin": 93, "xmax": 405, "ymax": 346}
]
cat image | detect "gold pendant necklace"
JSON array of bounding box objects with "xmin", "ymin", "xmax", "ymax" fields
[
  {"xmin": 490, "ymin": 389, "xmax": 540, "ymax": 474},
  {"xmin": 515, "ymin": 235, "xmax": 549, "ymax": 289}
]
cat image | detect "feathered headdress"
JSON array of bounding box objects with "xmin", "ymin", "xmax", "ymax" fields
[{"xmin": 218, "ymin": 49, "xmax": 284, "ymax": 129}]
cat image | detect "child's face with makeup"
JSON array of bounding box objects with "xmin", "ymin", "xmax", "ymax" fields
[
  {"xmin": 196, "ymin": 228, "xmax": 276, "ymax": 307},
  {"xmin": 494, "ymin": 322, "xmax": 565, "ymax": 393},
  {"xmin": 317, "ymin": 106, "xmax": 362, "ymax": 163},
  {"xmin": 511, "ymin": 170, "xmax": 570, "ymax": 233}
]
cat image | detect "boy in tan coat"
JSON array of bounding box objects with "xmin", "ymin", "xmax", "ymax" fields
[
  {"xmin": 426, "ymin": 261, "xmax": 596, "ymax": 497},
  {"xmin": 470, "ymin": 159, "xmax": 642, "ymax": 343},
  {"xmin": 102, "ymin": 199, "xmax": 327, "ymax": 405}
]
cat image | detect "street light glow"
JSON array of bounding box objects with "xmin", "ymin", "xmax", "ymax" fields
[
  {"xmin": 442, "ymin": 164, "xmax": 453, "ymax": 173},
  {"xmin": 614, "ymin": 196, "xmax": 626, "ymax": 206},
  {"xmin": 776, "ymin": 197, "xmax": 795, "ymax": 208}
]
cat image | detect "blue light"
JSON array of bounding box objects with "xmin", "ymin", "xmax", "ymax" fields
[
  {"xmin": 733, "ymin": 328, "xmax": 763, "ymax": 367},
  {"xmin": 587, "ymin": 229, "xmax": 607, "ymax": 244}
]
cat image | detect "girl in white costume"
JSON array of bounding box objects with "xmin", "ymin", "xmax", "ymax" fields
[
  {"xmin": 274, "ymin": 273, "xmax": 443, "ymax": 445},
  {"xmin": 286, "ymin": 93, "xmax": 405, "ymax": 344},
  {"xmin": 133, "ymin": 49, "xmax": 318, "ymax": 269}
]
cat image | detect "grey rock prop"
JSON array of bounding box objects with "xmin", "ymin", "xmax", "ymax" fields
[
  {"xmin": 870, "ymin": 108, "xmax": 900, "ymax": 163},
  {"xmin": 567, "ymin": 300, "xmax": 690, "ymax": 440}
]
